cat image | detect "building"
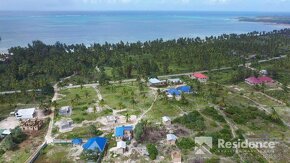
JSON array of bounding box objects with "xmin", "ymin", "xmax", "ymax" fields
[
  {"xmin": 167, "ymin": 88, "xmax": 181, "ymax": 97},
  {"xmin": 260, "ymin": 70, "xmax": 268, "ymax": 76},
  {"xmin": 116, "ymin": 141, "xmax": 127, "ymax": 154},
  {"xmin": 162, "ymin": 116, "xmax": 171, "ymax": 125},
  {"xmin": 83, "ymin": 137, "xmax": 108, "ymax": 153},
  {"xmin": 167, "ymin": 134, "xmax": 178, "ymax": 145},
  {"xmin": 55, "ymin": 119, "xmax": 73, "ymax": 132},
  {"xmin": 171, "ymin": 151, "xmax": 182, "ymax": 163},
  {"xmin": 190, "ymin": 73, "xmax": 208, "ymax": 83},
  {"xmin": 176, "ymin": 85, "xmax": 192, "ymax": 93},
  {"xmin": 15, "ymin": 108, "xmax": 36, "ymax": 120},
  {"xmin": 20, "ymin": 119, "xmax": 43, "ymax": 131},
  {"xmin": 167, "ymin": 78, "xmax": 183, "ymax": 85},
  {"xmin": 0, "ymin": 129, "xmax": 11, "ymax": 138},
  {"xmin": 106, "ymin": 116, "xmax": 117, "ymax": 124},
  {"xmin": 59, "ymin": 106, "xmax": 72, "ymax": 116},
  {"xmin": 148, "ymin": 78, "xmax": 167, "ymax": 87},
  {"xmin": 115, "ymin": 126, "xmax": 133, "ymax": 141},
  {"xmin": 245, "ymin": 76, "xmax": 274, "ymax": 86},
  {"xmin": 72, "ymin": 138, "xmax": 83, "ymax": 146}
]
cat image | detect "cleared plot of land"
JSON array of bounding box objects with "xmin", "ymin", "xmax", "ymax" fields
[
  {"xmin": 99, "ymin": 82, "xmax": 155, "ymax": 116},
  {"xmin": 56, "ymin": 123, "xmax": 103, "ymax": 139},
  {"xmin": 35, "ymin": 144, "xmax": 73, "ymax": 163},
  {"xmin": 56, "ymin": 87, "xmax": 99, "ymax": 123}
]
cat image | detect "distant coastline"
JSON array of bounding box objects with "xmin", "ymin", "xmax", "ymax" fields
[{"xmin": 239, "ymin": 16, "xmax": 290, "ymax": 26}]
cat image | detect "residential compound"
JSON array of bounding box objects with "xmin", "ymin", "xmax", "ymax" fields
[{"xmin": 245, "ymin": 76, "xmax": 274, "ymax": 86}]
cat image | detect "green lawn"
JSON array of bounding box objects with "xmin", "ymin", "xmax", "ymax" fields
[
  {"xmin": 56, "ymin": 123, "xmax": 103, "ymax": 139},
  {"xmin": 35, "ymin": 144, "xmax": 73, "ymax": 163}
]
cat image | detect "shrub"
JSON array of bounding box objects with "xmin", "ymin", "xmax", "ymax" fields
[
  {"xmin": 146, "ymin": 144, "xmax": 158, "ymax": 160},
  {"xmin": 176, "ymin": 137, "xmax": 195, "ymax": 150}
]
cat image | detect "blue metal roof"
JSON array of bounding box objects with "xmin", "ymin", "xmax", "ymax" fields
[
  {"xmin": 82, "ymin": 137, "xmax": 107, "ymax": 152},
  {"xmin": 177, "ymin": 86, "xmax": 191, "ymax": 93},
  {"xmin": 167, "ymin": 88, "xmax": 181, "ymax": 96},
  {"xmin": 72, "ymin": 138, "xmax": 83, "ymax": 145},
  {"xmin": 115, "ymin": 126, "xmax": 133, "ymax": 137}
]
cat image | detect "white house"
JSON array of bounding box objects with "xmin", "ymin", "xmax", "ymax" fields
[
  {"xmin": 167, "ymin": 78, "xmax": 182, "ymax": 85},
  {"xmin": 148, "ymin": 78, "xmax": 167, "ymax": 87},
  {"xmin": 59, "ymin": 106, "xmax": 72, "ymax": 116},
  {"xmin": 167, "ymin": 134, "xmax": 178, "ymax": 145},
  {"xmin": 116, "ymin": 141, "xmax": 127, "ymax": 154},
  {"xmin": 15, "ymin": 108, "xmax": 36, "ymax": 119},
  {"xmin": 55, "ymin": 119, "xmax": 73, "ymax": 132},
  {"xmin": 162, "ymin": 116, "xmax": 172, "ymax": 125}
]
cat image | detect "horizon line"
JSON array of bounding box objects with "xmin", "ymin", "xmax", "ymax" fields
[{"xmin": 0, "ymin": 10, "xmax": 290, "ymax": 13}]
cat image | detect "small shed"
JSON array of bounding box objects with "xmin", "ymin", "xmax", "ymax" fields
[
  {"xmin": 116, "ymin": 141, "xmax": 127, "ymax": 154},
  {"xmin": 72, "ymin": 138, "xmax": 83, "ymax": 145},
  {"xmin": 59, "ymin": 106, "xmax": 72, "ymax": 116},
  {"xmin": 162, "ymin": 116, "xmax": 171, "ymax": 125},
  {"xmin": 167, "ymin": 134, "xmax": 178, "ymax": 145}
]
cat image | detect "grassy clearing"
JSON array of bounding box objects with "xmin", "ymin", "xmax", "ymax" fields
[
  {"xmin": 35, "ymin": 144, "xmax": 72, "ymax": 163},
  {"xmin": 56, "ymin": 87, "xmax": 99, "ymax": 123},
  {"xmin": 99, "ymin": 82, "xmax": 154, "ymax": 116},
  {"xmin": 56, "ymin": 123, "xmax": 103, "ymax": 139}
]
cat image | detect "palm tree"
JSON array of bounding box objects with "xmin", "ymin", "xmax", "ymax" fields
[
  {"xmin": 99, "ymin": 99, "xmax": 105, "ymax": 107},
  {"xmin": 125, "ymin": 113, "xmax": 130, "ymax": 122},
  {"xmin": 118, "ymin": 102, "xmax": 125, "ymax": 110},
  {"xmin": 74, "ymin": 94, "xmax": 81, "ymax": 103},
  {"xmin": 270, "ymin": 108, "xmax": 280, "ymax": 121},
  {"xmin": 85, "ymin": 91, "xmax": 89, "ymax": 98},
  {"xmin": 130, "ymin": 97, "xmax": 137, "ymax": 109}
]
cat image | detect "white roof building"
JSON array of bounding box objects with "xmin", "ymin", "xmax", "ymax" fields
[
  {"xmin": 2, "ymin": 130, "xmax": 11, "ymax": 135},
  {"xmin": 149, "ymin": 78, "xmax": 162, "ymax": 84},
  {"xmin": 167, "ymin": 78, "xmax": 182, "ymax": 83},
  {"xmin": 59, "ymin": 106, "xmax": 72, "ymax": 116},
  {"xmin": 167, "ymin": 134, "xmax": 178, "ymax": 141},
  {"xmin": 162, "ymin": 116, "xmax": 171, "ymax": 123},
  {"xmin": 15, "ymin": 108, "xmax": 36, "ymax": 119},
  {"xmin": 117, "ymin": 141, "xmax": 127, "ymax": 149}
]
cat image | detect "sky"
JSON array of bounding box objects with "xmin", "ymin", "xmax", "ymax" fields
[{"xmin": 0, "ymin": 0, "xmax": 290, "ymax": 12}]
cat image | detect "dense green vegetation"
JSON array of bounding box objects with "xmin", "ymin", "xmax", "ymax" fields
[
  {"xmin": 0, "ymin": 127, "xmax": 27, "ymax": 151},
  {"xmin": 146, "ymin": 144, "xmax": 158, "ymax": 160},
  {"xmin": 1, "ymin": 29, "xmax": 290, "ymax": 92},
  {"xmin": 201, "ymin": 107, "xmax": 226, "ymax": 123},
  {"xmin": 173, "ymin": 111, "xmax": 205, "ymax": 130},
  {"xmin": 239, "ymin": 16, "xmax": 290, "ymax": 25},
  {"xmin": 176, "ymin": 137, "xmax": 195, "ymax": 150}
]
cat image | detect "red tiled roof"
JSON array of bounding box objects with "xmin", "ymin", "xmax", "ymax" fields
[
  {"xmin": 193, "ymin": 73, "xmax": 208, "ymax": 79},
  {"xmin": 245, "ymin": 76, "xmax": 273, "ymax": 84},
  {"xmin": 257, "ymin": 76, "xmax": 273, "ymax": 83}
]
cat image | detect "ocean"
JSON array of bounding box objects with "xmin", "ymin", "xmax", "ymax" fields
[{"xmin": 0, "ymin": 11, "xmax": 289, "ymax": 51}]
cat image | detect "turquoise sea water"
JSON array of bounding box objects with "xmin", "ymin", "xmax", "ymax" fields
[{"xmin": 0, "ymin": 11, "xmax": 289, "ymax": 50}]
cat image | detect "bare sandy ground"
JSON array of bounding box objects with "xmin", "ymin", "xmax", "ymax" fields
[{"xmin": 0, "ymin": 117, "xmax": 19, "ymax": 129}]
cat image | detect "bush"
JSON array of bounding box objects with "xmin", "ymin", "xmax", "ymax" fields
[
  {"xmin": 176, "ymin": 137, "xmax": 195, "ymax": 150},
  {"xmin": 173, "ymin": 111, "xmax": 205, "ymax": 130},
  {"xmin": 146, "ymin": 144, "xmax": 158, "ymax": 160},
  {"xmin": 134, "ymin": 121, "xmax": 145, "ymax": 142}
]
